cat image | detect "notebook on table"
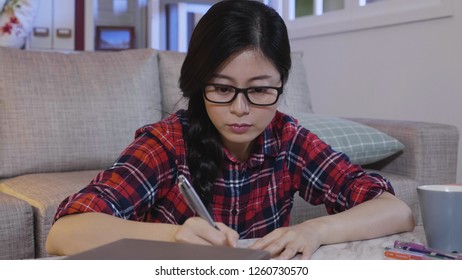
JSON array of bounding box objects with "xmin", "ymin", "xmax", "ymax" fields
[{"xmin": 65, "ymin": 238, "xmax": 270, "ymax": 260}]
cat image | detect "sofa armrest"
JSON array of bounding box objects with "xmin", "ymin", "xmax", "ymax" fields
[{"xmin": 347, "ymin": 118, "xmax": 459, "ymax": 185}]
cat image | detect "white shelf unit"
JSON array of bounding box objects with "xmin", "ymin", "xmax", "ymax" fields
[{"xmin": 27, "ymin": 0, "xmax": 76, "ymax": 51}]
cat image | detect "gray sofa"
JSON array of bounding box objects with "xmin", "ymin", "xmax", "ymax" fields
[{"xmin": 0, "ymin": 46, "xmax": 458, "ymax": 259}]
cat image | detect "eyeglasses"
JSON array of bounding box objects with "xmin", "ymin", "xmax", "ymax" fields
[{"xmin": 203, "ymin": 83, "xmax": 283, "ymax": 106}]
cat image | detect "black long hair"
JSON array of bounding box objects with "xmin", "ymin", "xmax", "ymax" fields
[{"xmin": 179, "ymin": 0, "xmax": 291, "ymax": 205}]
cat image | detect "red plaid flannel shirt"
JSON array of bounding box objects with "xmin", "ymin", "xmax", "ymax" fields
[{"xmin": 54, "ymin": 110, "xmax": 394, "ymax": 238}]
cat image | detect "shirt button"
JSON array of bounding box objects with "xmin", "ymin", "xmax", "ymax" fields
[{"xmin": 231, "ymin": 209, "xmax": 237, "ymax": 216}]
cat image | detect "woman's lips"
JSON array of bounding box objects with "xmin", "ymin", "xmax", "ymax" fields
[{"xmin": 228, "ymin": 123, "xmax": 251, "ymax": 134}]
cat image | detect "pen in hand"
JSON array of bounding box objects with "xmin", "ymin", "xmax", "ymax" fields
[{"xmin": 178, "ymin": 175, "xmax": 220, "ymax": 231}]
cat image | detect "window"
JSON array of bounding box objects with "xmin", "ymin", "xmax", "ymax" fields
[
  {"xmin": 113, "ymin": 0, "xmax": 128, "ymax": 15},
  {"xmin": 263, "ymin": 0, "xmax": 454, "ymax": 39},
  {"xmin": 149, "ymin": 0, "xmax": 216, "ymax": 51},
  {"xmin": 359, "ymin": 0, "xmax": 387, "ymax": 7},
  {"xmin": 294, "ymin": 0, "xmax": 346, "ymax": 17}
]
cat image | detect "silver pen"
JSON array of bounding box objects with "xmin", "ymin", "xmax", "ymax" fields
[{"xmin": 178, "ymin": 175, "xmax": 220, "ymax": 230}]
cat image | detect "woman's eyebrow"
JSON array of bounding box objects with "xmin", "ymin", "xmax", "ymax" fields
[
  {"xmin": 211, "ymin": 74, "xmax": 233, "ymax": 81},
  {"xmin": 211, "ymin": 73, "xmax": 274, "ymax": 82}
]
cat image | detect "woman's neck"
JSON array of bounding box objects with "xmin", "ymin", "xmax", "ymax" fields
[{"xmin": 223, "ymin": 140, "xmax": 254, "ymax": 162}]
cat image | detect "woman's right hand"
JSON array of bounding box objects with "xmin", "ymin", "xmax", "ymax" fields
[{"xmin": 174, "ymin": 217, "xmax": 239, "ymax": 247}]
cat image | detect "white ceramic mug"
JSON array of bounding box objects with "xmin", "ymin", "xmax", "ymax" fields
[{"xmin": 417, "ymin": 185, "xmax": 462, "ymax": 253}]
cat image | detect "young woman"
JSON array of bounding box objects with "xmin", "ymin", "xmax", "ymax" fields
[{"xmin": 46, "ymin": 0, "xmax": 414, "ymax": 259}]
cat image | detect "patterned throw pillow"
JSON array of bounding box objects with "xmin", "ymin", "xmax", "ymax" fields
[
  {"xmin": 0, "ymin": 0, "xmax": 39, "ymax": 48},
  {"xmin": 293, "ymin": 113, "xmax": 405, "ymax": 165}
]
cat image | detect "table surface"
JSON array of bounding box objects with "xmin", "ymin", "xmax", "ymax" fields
[
  {"xmin": 311, "ymin": 226, "xmax": 426, "ymax": 260},
  {"xmin": 237, "ymin": 226, "xmax": 427, "ymax": 260}
]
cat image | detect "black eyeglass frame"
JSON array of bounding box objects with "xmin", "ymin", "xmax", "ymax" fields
[{"xmin": 203, "ymin": 83, "xmax": 284, "ymax": 106}]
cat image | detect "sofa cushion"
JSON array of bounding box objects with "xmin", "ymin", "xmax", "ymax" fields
[
  {"xmin": 157, "ymin": 51, "xmax": 314, "ymax": 119},
  {"xmin": 293, "ymin": 113, "xmax": 404, "ymax": 165},
  {"xmin": 278, "ymin": 52, "xmax": 314, "ymax": 114},
  {"xmin": 158, "ymin": 51, "xmax": 189, "ymax": 118},
  {"xmin": 0, "ymin": 192, "xmax": 34, "ymax": 259},
  {"xmin": 0, "ymin": 47, "xmax": 162, "ymax": 178},
  {"xmin": 0, "ymin": 170, "xmax": 100, "ymax": 257}
]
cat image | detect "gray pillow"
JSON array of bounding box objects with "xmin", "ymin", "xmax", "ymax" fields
[
  {"xmin": 158, "ymin": 51, "xmax": 189, "ymax": 118},
  {"xmin": 278, "ymin": 52, "xmax": 314, "ymax": 114},
  {"xmin": 0, "ymin": 47, "xmax": 162, "ymax": 178},
  {"xmin": 293, "ymin": 113, "xmax": 404, "ymax": 165}
]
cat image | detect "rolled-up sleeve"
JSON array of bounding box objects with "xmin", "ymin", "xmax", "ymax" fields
[
  {"xmin": 289, "ymin": 126, "xmax": 394, "ymax": 214},
  {"xmin": 53, "ymin": 118, "xmax": 184, "ymax": 223}
]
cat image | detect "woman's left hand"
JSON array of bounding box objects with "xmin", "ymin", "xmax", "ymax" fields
[
  {"xmin": 248, "ymin": 221, "xmax": 326, "ymax": 260},
  {"xmin": 249, "ymin": 192, "xmax": 415, "ymax": 259}
]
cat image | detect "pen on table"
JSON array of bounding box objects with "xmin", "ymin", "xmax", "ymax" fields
[
  {"xmin": 178, "ymin": 175, "xmax": 220, "ymax": 231},
  {"xmin": 394, "ymin": 241, "xmax": 462, "ymax": 260},
  {"xmin": 384, "ymin": 247, "xmax": 436, "ymax": 260}
]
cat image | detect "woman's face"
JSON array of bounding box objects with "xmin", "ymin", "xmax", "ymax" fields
[{"xmin": 204, "ymin": 49, "xmax": 281, "ymax": 161}]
